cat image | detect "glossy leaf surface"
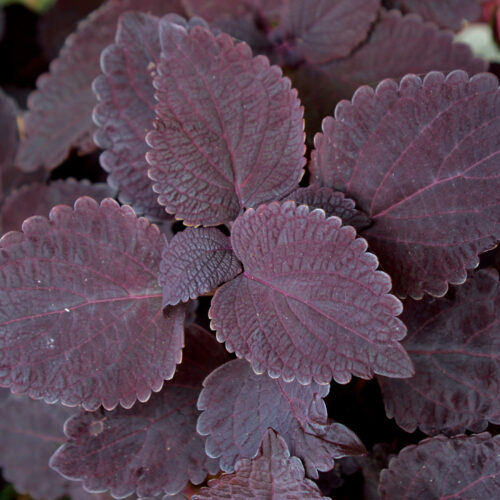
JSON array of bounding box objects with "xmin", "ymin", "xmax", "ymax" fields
[
  {"xmin": 146, "ymin": 22, "xmax": 305, "ymax": 225},
  {"xmin": 210, "ymin": 201, "xmax": 413, "ymax": 385},
  {"xmin": 50, "ymin": 325, "xmax": 227, "ymax": 498},
  {"xmin": 311, "ymin": 70, "xmax": 500, "ymax": 298},
  {"xmin": 0, "ymin": 197, "xmax": 185, "ymax": 410}
]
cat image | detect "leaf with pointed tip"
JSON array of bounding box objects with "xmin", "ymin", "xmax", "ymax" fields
[
  {"xmin": 379, "ymin": 433, "xmax": 500, "ymax": 500},
  {"xmin": 284, "ymin": 185, "xmax": 370, "ymax": 231},
  {"xmin": 0, "ymin": 197, "xmax": 185, "ymax": 411},
  {"xmin": 378, "ymin": 270, "xmax": 500, "ymax": 435},
  {"xmin": 197, "ymin": 359, "xmax": 365, "ymax": 478},
  {"xmin": 50, "ymin": 325, "xmax": 228, "ymax": 499},
  {"xmin": 146, "ymin": 21, "xmax": 305, "ymax": 226},
  {"xmin": 311, "ymin": 70, "xmax": 500, "ymax": 299},
  {"xmin": 210, "ymin": 201, "xmax": 413, "ymax": 385},
  {"xmin": 160, "ymin": 227, "xmax": 242, "ymax": 307},
  {"xmin": 15, "ymin": 0, "xmax": 184, "ymax": 172},
  {"xmin": 193, "ymin": 429, "xmax": 327, "ymax": 499}
]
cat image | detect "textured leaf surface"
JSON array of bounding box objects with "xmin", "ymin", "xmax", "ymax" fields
[
  {"xmin": 50, "ymin": 325, "xmax": 227, "ymax": 498},
  {"xmin": 284, "ymin": 185, "xmax": 370, "ymax": 231},
  {"xmin": 146, "ymin": 22, "xmax": 305, "ymax": 225},
  {"xmin": 0, "ymin": 197, "xmax": 185, "ymax": 410},
  {"xmin": 197, "ymin": 359, "xmax": 365, "ymax": 477},
  {"xmin": 193, "ymin": 429, "xmax": 327, "ymax": 499},
  {"xmin": 311, "ymin": 70, "xmax": 500, "ymax": 298},
  {"xmin": 15, "ymin": 0, "xmax": 183, "ymax": 172},
  {"xmin": 160, "ymin": 227, "xmax": 242, "ymax": 306},
  {"xmin": 379, "ymin": 433, "xmax": 500, "ymax": 500},
  {"xmin": 210, "ymin": 201, "xmax": 413, "ymax": 385},
  {"xmin": 378, "ymin": 270, "xmax": 500, "ymax": 435}
]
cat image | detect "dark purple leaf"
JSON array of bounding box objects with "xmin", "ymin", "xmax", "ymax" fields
[
  {"xmin": 0, "ymin": 197, "xmax": 185, "ymax": 411},
  {"xmin": 311, "ymin": 70, "xmax": 500, "ymax": 299},
  {"xmin": 146, "ymin": 21, "xmax": 305, "ymax": 226},
  {"xmin": 284, "ymin": 184, "xmax": 371, "ymax": 231},
  {"xmin": 378, "ymin": 269, "xmax": 500, "ymax": 435},
  {"xmin": 192, "ymin": 429, "xmax": 328, "ymax": 500},
  {"xmin": 15, "ymin": 0, "xmax": 184, "ymax": 172},
  {"xmin": 50, "ymin": 325, "xmax": 227, "ymax": 498},
  {"xmin": 379, "ymin": 433, "xmax": 500, "ymax": 499},
  {"xmin": 197, "ymin": 359, "xmax": 365, "ymax": 477},
  {"xmin": 210, "ymin": 201, "xmax": 413, "ymax": 385},
  {"xmin": 1, "ymin": 179, "xmax": 115, "ymax": 234},
  {"xmin": 160, "ymin": 227, "xmax": 242, "ymax": 307}
]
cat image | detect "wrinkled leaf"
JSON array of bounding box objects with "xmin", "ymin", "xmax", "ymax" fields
[
  {"xmin": 0, "ymin": 197, "xmax": 185, "ymax": 411},
  {"xmin": 210, "ymin": 201, "xmax": 413, "ymax": 385},
  {"xmin": 146, "ymin": 21, "xmax": 305, "ymax": 226},
  {"xmin": 311, "ymin": 70, "xmax": 500, "ymax": 298}
]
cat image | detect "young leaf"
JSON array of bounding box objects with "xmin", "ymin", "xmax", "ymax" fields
[
  {"xmin": 146, "ymin": 21, "xmax": 305, "ymax": 226},
  {"xmin": 197, "ymin": 359, "xmax": 365, "ymax": 478},
  {"xmin": 311, "ymin": 70, "xmax": 500, "ymax": 298},
  {"xmin": 379, "ymin": 433, "xmax": 500, "ymax": 499},
  {"xmin": 0, "ymin": 197, "xmax": 185, "ymax": 411},
  {"xmin": 160, "ymin": 227, "xmax": 242, "ymax": 307},
  {"xmin": 378, "ymin": 269, "xmax": 500, "ymax": 435},
  {"xmin": 49, "ymin": 325, "xmax": 228, "ymax": 499},
  {"xmin": 210, "ymin": 201, "xmax": 413, "ymax": 385},
  {"xmin": 192, "ymin": 429, "xmax": 328, "ymax": 500}
]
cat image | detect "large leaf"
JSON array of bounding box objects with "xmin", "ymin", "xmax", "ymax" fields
[
  {"xmin": 378, "ymin": 269, "xmax": 500, "ymax": 435},
  {"xmin": 0, "ymin": 197, "xmax": 185, "ymax": 411},
  {"xmin": 146, "ymin": 21, "xmax": 305, "ymax": 226},
  {"xmin": 15, "ymin": 0, "xmax": 183, "ymax": 172},
  {"xmin": 310, "ymin": 70, "xmax": 500, "ymax": 299},
  {"xmin": 50, "ymin": 325, "xmax": 227, "ymax": 498},
  {"xmin": 192, "ymin": 429, "xmax": 327, "ymax": 499},
  {"xmin": 197, "ymin": 359, "xmax": 365, "ymax": 478},
  {"xmin": 210, "ymin": 201, "xmax": 413, "ymax": 385},
  {"xmin": 379, "ymin": 433, "xmax": 500, "ymax": 499}
]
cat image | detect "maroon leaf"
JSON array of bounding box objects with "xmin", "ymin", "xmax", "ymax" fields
[
  {"xmin": 284, "ymin": 184, "xmax": 371, "ymax": 231},
  {"xmin": 379, "ymin": 433, "xmax": 500, "ymax": 500},
  {"xmin": 15, "ymin": 0, "xmax": 184, "ymax": 172},
  {"xmin": 378, "ymin": 269, "xmax": 500, "ymax": 435},
  {"xmin": 146, "ymin": 21, "xmax": 305, "ymax": 226},
  {"xmin": 197, "ymin": 359, "xmax": 365, "ymax": 478},
  {"xmin": 0, "ymin": 197, "xmax": 185, "ymax": 411},
  {"xmin": 192, "ymin": 429, "xmax": 327, "ymax": 499},
  {"xmin": 49, "ymin": 325, "xmax": 227, "ymax": 498},
  {"xmin": 160, "ymin": 227, "xmax": 242, "ymax": 307},
  {"xmin": 210, "ymin": 201, "xmax": 413, "ymax": 385},
  {"xmin": 311, "ymin": 70, "xmax": 500, "ymax": 299}
]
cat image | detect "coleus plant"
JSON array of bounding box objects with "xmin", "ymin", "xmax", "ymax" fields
[{"xmin": 0, "ymin": 0, "xmax": 499, "ymax": 499}]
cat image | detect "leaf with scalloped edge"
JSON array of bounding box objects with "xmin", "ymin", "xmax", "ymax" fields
[
  {"xmin": 50, "ymin": 325, "xmax": 228, "ymax": 499},
  {"xmin": 378, "ymin": 269, "xmax": 500, "ymax": 435},
  {"xmin": 311, "ymin": 70, "xmax": 500, "ymax": 299},
  {"xmin": 146, "ymin": 21, "xmax": 305, "ymax": 226},
  {"xmin": 0, "ymin": 197, "xmax": 186, "ymax": 411},
  {"xmin": 197, "ymin": 359, "xmax": 365, "ymax": 478},
  {"xmin": 160, "ymin": 227, "xmax": 242, "ymax": 307},
  {"xmin": 379, "ymin": 433, "xmax": 500, "ymax": 500},
  {"xmin": 193, "ymin": 429, "xmax": 328, "ymax": 500},
  {"xmin": 15, "ymin": 0, "xmax": 184, "ymax": 172},
  {"xmin": 210, "ymin": 201, "xmax": 413, "ymax": 385}
]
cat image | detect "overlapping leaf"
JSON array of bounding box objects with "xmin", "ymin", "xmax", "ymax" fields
[
  {"xmin": 193, "ymin": 429, "xmax": 327, "ymax": 500},
  {"xmin": 0, "ymin": 197, "xmax": 185, "ymax": 410},
  {"xmin": 210, "ymin": 201, "xmax": 413, "ymax": 385},
  {"xmin": 311, "ymin": 70, "xmax": 500, "ymax": 298},
  {"xmin": 50, "ymin": 325, "xmax": 228, "ymax": 499},
  {"xmin": 378, "ymin": 270, "xmax": 500, "ymax": 435},
  {"xmin": 197, "ymin": 359, "xmax": 365, "ymax": 477},
  {"xmin": 146, "ymin": 22, "xmax": 305, "ymax": 226},
  {"xmin": 160, "ymin": 227, "xmax": 242, "ymax": 306},
  {"xmin": 379, "ymin": 434, "xmax": 500, "ymax": 499}
]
